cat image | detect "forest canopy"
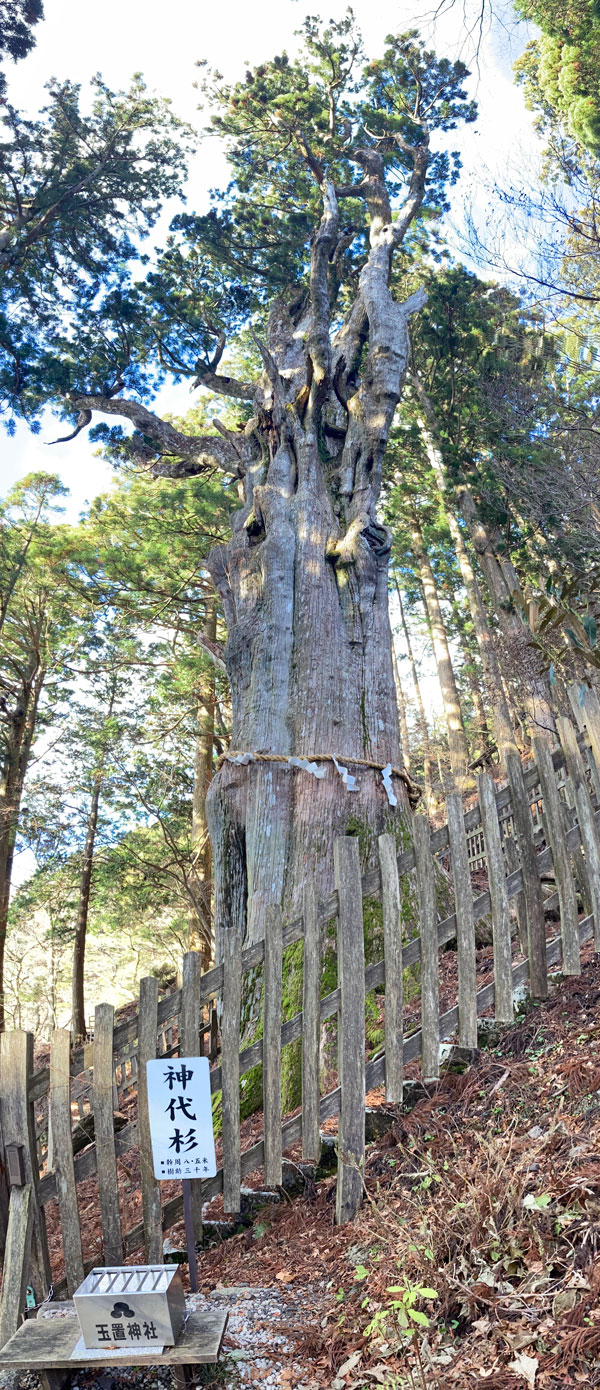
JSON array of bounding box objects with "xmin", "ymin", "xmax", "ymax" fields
[{"xmin": 0, "ymin": 0, "xmax": 598, "ymax": 1038}]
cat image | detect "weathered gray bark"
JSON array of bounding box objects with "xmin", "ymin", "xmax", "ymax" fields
[
  {"xmin": 205, "ymin": 176, "xmax": 428, "ymax": 945},
  {"xmin": 72, "ymin": 147, "xmax": 432, "ymax": 952},
  {"xmin": 207, "ymin": 403, "xmax": 411, "ymax": 944},
  {"xmin": 409, "ymin": 513, "xmax": 470, "ymax": 790}
]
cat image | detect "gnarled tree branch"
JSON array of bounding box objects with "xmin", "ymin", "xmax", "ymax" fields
[{"xmin": 67, "ymin": 391, "xmax": 242, "ymax": 476}]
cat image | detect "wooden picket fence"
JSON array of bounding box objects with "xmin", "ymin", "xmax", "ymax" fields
[{"xmin": 1, "ymin": 688, "xmax": 600, "ymax": 1318}]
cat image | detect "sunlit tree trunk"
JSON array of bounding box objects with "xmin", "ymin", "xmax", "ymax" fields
[
  {"xmin": 189, "ymin": 597, "xmax": 217, "ymax": 966},
  {"xmin": 456, "ymin": 483, "xmax": 556, "ymax": 740},
  {"xmin": 0, "ymin": 642, "xmax": 46, "ymax": 1031},
  {"xmin": 71, "ymin": 773, "xmax": 102, "ymax": 1043},
  {"xmin": 410, "ymin": 378, "xmax": 517, "ymax": 761},
  {"xmin": 392, "ymin": 643, "xmax": 411, "ymax": 772},
  {"xmin": 71, "ymin": 678, "xmax": 117, "ymax": 1042},
  {"xmin": 394, "ymin": 576, "xmax": 436, "ymax": 808},
  {"xmin": 409, "ymin": 513, "xmax": 470, "ymax": 789}
]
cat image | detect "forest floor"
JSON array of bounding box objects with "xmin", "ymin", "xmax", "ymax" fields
[{"xmin": 36, "ymin": 942, "xmax": 600, "ymax": 1390}]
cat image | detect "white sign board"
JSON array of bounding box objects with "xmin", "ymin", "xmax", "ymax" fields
[{"xmin": 146, "ymin": 1056, "xmax": 217, "ymax": 1182}]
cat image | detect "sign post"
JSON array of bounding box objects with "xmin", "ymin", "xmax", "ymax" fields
[{"xmin": 146, "ymin": 1058, "xmax": 217, "ymax": 1292}]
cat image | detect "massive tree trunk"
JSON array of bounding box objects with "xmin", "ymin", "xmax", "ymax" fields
[
  {"xmin": 71, "ymin": 148, "xmax": 432, "ymax": 955},
  {"xmin": 409, "ymin": 513, "xmax": 470, "ymax": 790},
  {"xmin": 207, "ymin": 411, "xmax": 413, "ymax": 947}
]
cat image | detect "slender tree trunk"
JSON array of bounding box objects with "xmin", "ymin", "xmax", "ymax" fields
[
  {"xmin": 392, "ymin": 643, "xmax": 411, "ymax": 772},
  {"xmin": 411, "ymin": 379, "xmax": 516, "ymax": 761},
  {"xmin": 459, "ymin": 637, "xmax": 489, "ymax": 753},
  {"xmin": 71, "ymin": 679, "xmax": 117, "ymax": 1042},
  {"xmin": 189, "ymin": 597, "xmax": 217, "ymax": 967},
  {"xmin": 456, "ymin": 483, "xmax": 556, "ymax": 740},
  {"xmin": 409, "ymin": 514, "xmax": 470, "ymax": 789},
  {"xmin": 394, "ymin": 577, "xmax": 435, "ymax": 807},
  {"xmin": 0, "ymin": 651, "xmax": 46, "ymax": 1031},
  {"xmin": 71, "ymin": 774, "xmax": 102, "ymax": 1042},
  {"xmin": 447, "ymin": 525, "xmax": 515, "ymax": 759}
]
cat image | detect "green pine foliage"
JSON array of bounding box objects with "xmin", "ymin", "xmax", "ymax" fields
[{"xmin": 515, "ymin": 0, "xmax": 600, "ymax": 150}]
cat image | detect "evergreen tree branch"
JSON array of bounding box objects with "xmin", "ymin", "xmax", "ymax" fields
[{"xmin": 66, "ymin": 392, "xmax": 242, "ymax": 476}]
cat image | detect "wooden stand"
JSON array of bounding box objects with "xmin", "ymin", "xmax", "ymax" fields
[{"xmin": 0, "ymin": 1308, "xmax": 228, "ymax": 1390}]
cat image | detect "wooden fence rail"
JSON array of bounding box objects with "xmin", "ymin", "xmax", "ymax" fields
[{"xmin": 1, "ymin": 692, "xmax": 600, "ymax": 1312}]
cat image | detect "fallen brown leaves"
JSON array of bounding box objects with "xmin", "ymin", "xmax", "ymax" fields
[{"xmin": 191, "ymin": 950, "xmax": 600, "ymax": 1388}]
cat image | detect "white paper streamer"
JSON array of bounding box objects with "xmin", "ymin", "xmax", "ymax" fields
[
  {"xmin": 381, "ymin": 762, "xmax": 397, "ymax": 807},
  {"xmin": 227, "ymin": 752, "xmax": 256, "ymax": 766},
  {"xmin": 289, "ymin": 756, "xmax": 326, "ymax": 779},
  {"xmin": 332, "ymin": 755, "xmax": 358, "ymax": 792}
]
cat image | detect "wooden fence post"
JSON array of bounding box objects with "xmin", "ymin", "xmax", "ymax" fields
[
  {"xmin": 446, "ymin": 795, "xmax": 478, "ymax": 1049},
  {"xmin": 222, "ymin": 928, "xmax": 242, "ymax": 1214},
  {"xmin": 0, "ymin": 1031, "xmax": 51, "ymax": 1299},
  {"xmin": 0, "ymin": 1185, "xmax": 33, "ymax": 1348},
  {"xmin": 478, "ymin": 773, "xmax": 514, "ymax": 1024},
  {"xmin": 49, "ymin": 1029, "xmax": 84, "ymax": 1295},
  {"xmin": 581, "ymin": 686, "xmax": 600, "ymax": 775},
  {"xmin": 505, "ymin": 752, "xmax": 548, "ymax": 998},
  {"xmin": 570, "ymin": 685, "xmax": 600, "ymax": 804},
  {"xmin": 557, "ymin": 715, "xmax": 600, "ymax": 951},
  {"xmin": 180, "ymin": 952, "xmax": 204, "ymax": 1243},
  {"xmin": 503, "ymin": 834, "xmax": 528, "ymax": 955},
  {"xmin": 263, "ymin": 906, "xmax": 283, "ymax": 1187},
  {"xmin": 413, "ymin": 815, "xmax": 440, "ymax": 1081},
  {"xmin": 138, "ymin": 976, "xmax": 163, "ymax": 1263},
  {"xmin": 334, "ymin": 836, "xmax": 365, "ymax": 1225},
  {"xmin": 0, "ymin": 1091, "xmax": 8, "ymax": 1262},
  {"xmin": 378, "ymin": 834, "xmax": 404, "ymax": 1102},
  {"xmin": 532, "ymin": 738, "xmax": 581, "ymax": 975},
  {"xmin": 301, "ymin": 883, "xmax": 321, "ymax": 1161},
  {"xmin": 93, "ymin": 1003, "xmax": 123, "ymax": 1265}
]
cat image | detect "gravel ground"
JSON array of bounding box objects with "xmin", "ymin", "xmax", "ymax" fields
[{"xmin": 1, "ymin": 1287, "xmax": 322, "ymax": 1390}]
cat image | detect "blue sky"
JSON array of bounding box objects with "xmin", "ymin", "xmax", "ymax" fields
[{"xmin": 1, "ymin": 0, "xmax": 538, "ymax": 518}]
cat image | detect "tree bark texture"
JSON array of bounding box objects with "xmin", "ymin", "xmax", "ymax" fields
[
  {"xmin": 205, "ymin": 194, "xmax": 427, "ymax": 947},
  {"xmin": 71, "ymin": 153, "xmax": 432, "ymax": 953}
]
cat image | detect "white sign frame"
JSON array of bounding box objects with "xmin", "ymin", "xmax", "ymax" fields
[{"xmin": 146, "ymin": 1056, "xmax": 217, "ymax": 1182}]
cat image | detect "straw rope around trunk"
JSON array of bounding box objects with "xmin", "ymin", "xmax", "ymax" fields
[{"xmin": 215, "ymin": 748, "xmax": 422, "ymax": 809}]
